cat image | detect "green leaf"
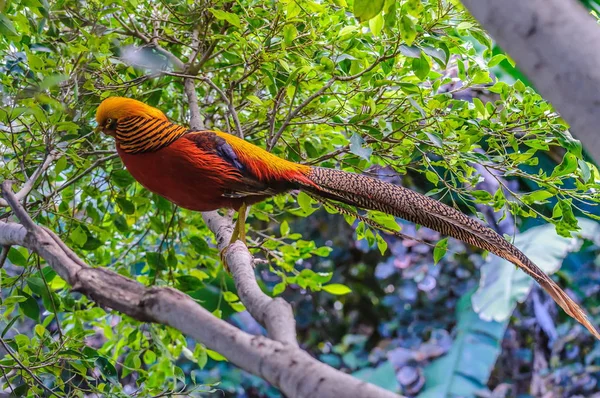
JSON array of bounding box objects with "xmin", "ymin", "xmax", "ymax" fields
[
  {"xmin": 143, "ymin": 350, "xmax": 156, "ymax": 365},
  {"xmin": 283, "ymin": 24, "xmax": 297, "ymax": 45},
  {"xmin": 208, "ymin": 8, "xmax": 241, "ymax": 28},
  {"xmin": 0, "ymin": 14, "xmax": 17, "ymax": 36},
  {"xmin": 190, "ymin": 236, "xmax": 209, "ymax": 254},
  {"xmin": 472, "ymin": 218, "xmax": 598, "ymax": 321},
  {"xmin": 70, "ymin": 226, "xmax": 88, "ymax": 247},
  {"xmin": 95, "ymin": 357, "xmax": 119, "ymax": 384},
  {"xmin": 578, "ymin": 159, "xmax": 592, "ymax": 183},
  {"xmin": 280, "ymin": 220, "xmax": 290, "ymax": 236},
  {"xmin": 399, "ymin": 15, "xmax": 417, "ymax": 45},
  {"xmin": 146, "ymin": 252, "xmax": 166, "ymax": 271},
  {"xmin": 471, "ymin": 190, "xmax": 493, "ymax": 202},
  {"xmin": 7, "ymin": 247, "xmax": 28, "ymax": 266},
  {"xmin": 4, "ymin": 295, "xmax": 27, "ymax": 305},
  {"xmin": 272, "ymin": 282, "xmax": 286, "ymax": 296},
  {"xmin": 111, "ymin": 170, "xmax": 135, "ymax": 188},
  {"xmin": 113, "ymin": 214, "xmax": 129, "ymax": 233},
  {"xmin": 375, "ymin": 233, "xmax": 387, "ymax": 255},
  {"xmin": 412, "ymin": 52, "xmax": 430, "ymax": 80},
  {"xmin": 551, "ymin": 152, "xmax": 578, "ymax": 178},
  {"xmin": 322, "ymin": 283, "xmax": 352, "ymax": 295},
  {"xmin": 17, "ymin": 290, "xmax": 40, "ymax": 322},
  {"xmin": 521, "ymin": 190, "xmax": 554, "ymax": 205},
  {"xmin": 368, "ymin": 13, "xmax": 384, "ymax": 36},
  {"xmin": 54, "ymin": 156, "xmax": 67, "ymax": 175},
  {"xmin": 222, "ymin": 291, "xmax": 239, "ymax": 302},
  {"xmin": 115, "ymin": 197, "xmax": 135, "ymax": 214},
  {"xmin": 176, "ymin": 275, "xmax": 203, "ymax": 292},
  {"xmin": 34, "ymin": 324, "xmax": 45, "ymax": 337},
  {"xmin": 353, "ymin": 0, "xmax": 384, "ymax": 22},
  {"xmin": 488, "ymin": 54, "xmax": 506, "ymax": 67},
  {"xmin": 425, "ymin": 170, "xmax": 439, "ymax": 185},
  {"xmin": 421, "ymin": 291, "xmax": 506, "ymax": 398},
  {"xmin": 297, "ymin": 191, "xmax": 313, "ymax": 214},
  {"xmin": 433, "ymin": 238, "xmax": 448, "ymax": 264},
  {"xmin": 353, "ymin": 361, "xmax": 398, "ymax": 391},
  {"xmin": 206, "ymin": 349, "xmax": 227, "ymax": 361},
  {"xmin": 473, "ymin": 97, "xmax": 485, "ymax": 117}
]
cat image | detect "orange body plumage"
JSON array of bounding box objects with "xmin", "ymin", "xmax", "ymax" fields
[{"xmin": 95, "ymin": 96, "xmax": 600, "ymax": 340}]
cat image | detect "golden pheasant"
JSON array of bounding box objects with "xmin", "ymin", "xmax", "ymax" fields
[{"xmin": 95, "ymin": 96, "xmax": 600, "ymax": 339}]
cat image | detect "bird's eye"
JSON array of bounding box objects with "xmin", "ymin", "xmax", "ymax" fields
[{"xmin": 106, "ymin": 117, "xmax": 114, "ymax": 127}]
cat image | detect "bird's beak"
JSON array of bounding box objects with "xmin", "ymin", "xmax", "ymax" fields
[{"xmin": 94, "ymin": 125, "xmax": 103, "ymax": 134}]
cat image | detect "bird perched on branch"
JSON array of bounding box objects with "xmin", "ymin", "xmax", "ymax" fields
[{"xmin": 95, "ymin": 96, "xmax": 600, "ymax": 340}]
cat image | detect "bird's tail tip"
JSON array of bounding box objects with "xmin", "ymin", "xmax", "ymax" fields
[{"xmin": 547, "ymin": 279, "xmax": 600, "ymax": 340}]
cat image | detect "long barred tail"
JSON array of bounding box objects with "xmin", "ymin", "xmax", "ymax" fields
[{"xmin": 302, "ymin": 167, "xmax": 600, "ymax": 339}]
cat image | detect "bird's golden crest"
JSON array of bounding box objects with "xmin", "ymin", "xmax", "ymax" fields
[{"xmin": 96, "ymin": 97, "xmax": 168, "ymax": 132}]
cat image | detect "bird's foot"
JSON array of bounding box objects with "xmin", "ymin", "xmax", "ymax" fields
[{"xmin": 220, "ymin": 204, "xmax": 248, "ymax": 273}]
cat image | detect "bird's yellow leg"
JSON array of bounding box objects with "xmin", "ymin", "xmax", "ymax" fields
[
  {"xmin": 237, "ymin": 203, "xmax": 247, "ymax": 244},
  {"xmin": 220, "ymin": 203, "xmax": 247, "ymax": 272}
]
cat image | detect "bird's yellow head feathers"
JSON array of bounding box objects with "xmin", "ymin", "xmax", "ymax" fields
[{"xmin": 95, "ymin": 97, "xmax": 168, "ymax": 135}]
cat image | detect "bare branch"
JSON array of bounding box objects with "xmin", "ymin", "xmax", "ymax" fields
[
  {"xmin": 0, "ymin": 182, "xmax": 402, "ymax": 398},
  {"xmin": 461, "ymin": 0, "xmax": 600, "ymax": 162}
]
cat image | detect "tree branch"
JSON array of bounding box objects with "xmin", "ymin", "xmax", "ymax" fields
[
  {"xmin": 184, "ymin": 55, "xmax": 299, "ymax": 345},
  {"xmin": 0, "ymin": 182, "xmax": 401, "ymax": 398},
  {"xmin": 461, "ymin": 0, "xmax": 600, "ymax": 163},
  {"xmin": 201, "ymin": 211, "xmax": 298, "ymax": 346}
]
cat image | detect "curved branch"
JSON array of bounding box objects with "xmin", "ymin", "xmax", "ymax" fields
[
  {"xmin": 461, "ymin": 0, "xmax": 600, "ymax": 163},
  {"xmin": 202, "ymin": 211, "xmax": 298, "ymax": 346},
  {"xmin": 0, "ymin": 182, "xmax": 401, "ymax": 398}
]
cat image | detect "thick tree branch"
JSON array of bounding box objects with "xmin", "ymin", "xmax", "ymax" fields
[
  {"xmin": 0, "ymin": 182, "xmax": 401, "ymax": 398},
  {"xmin": 461, "ymin": 0, "xmax": 600, "ymax": 163}
]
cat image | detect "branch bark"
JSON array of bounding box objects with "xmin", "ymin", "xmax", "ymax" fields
[
  {"xmin": 461, "ymin": 0, "xmax": 600, "ymax": 163},
  {"xmin": 0, "ymin": 181, "xmax": 401, "ymax": 398}
]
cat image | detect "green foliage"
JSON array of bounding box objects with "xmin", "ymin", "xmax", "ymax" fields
[{"xmin": 0, "ymin": 0, "xmax": 599, "ymax": 396}]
